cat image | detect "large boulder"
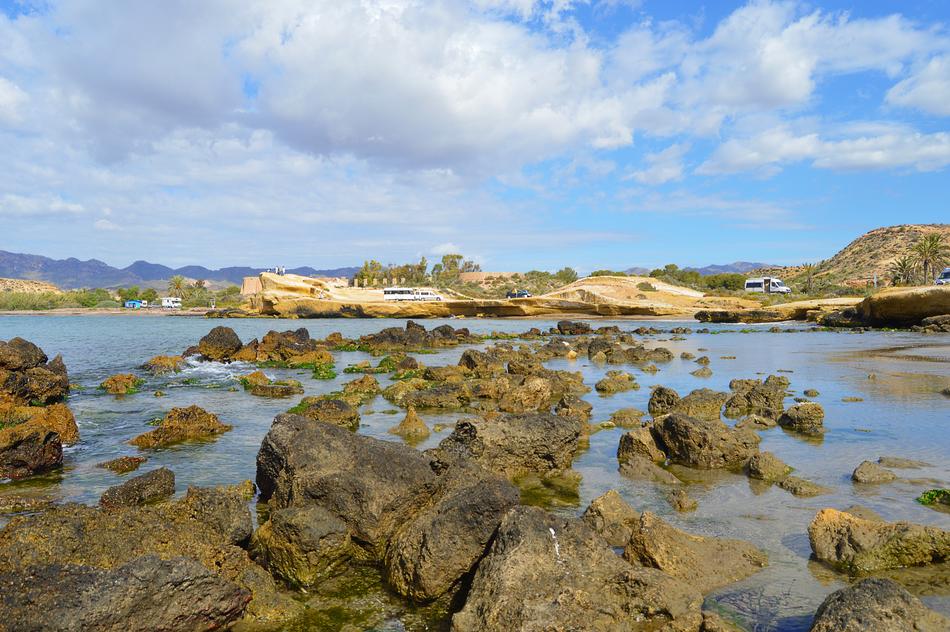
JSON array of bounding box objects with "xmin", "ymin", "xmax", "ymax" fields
[
  {"xmin": 0, "ymin": 486, "xmax": 295, "ymax": 623},
  {"xmin": 384, "ymin": 463, "xmax": 519, "ymax": 602},
  {"xmin": 428, "ymin": 413, "xmax": 583, "ymax": 479},
  {"xmin": 295, "ymin": 397, "xmax": 360, "ymax": 431},
  {"xmin": 130, "ymin": 405, "xmax": 232, "ymax": 448},
  {"xmin": 0, "ymin": 423, "xmax": 61, "ymax": 479},
  {"xmin": 778, "ymin": 402, "xmax": 825, "ymax": 435},
  {"xmin": 809, "ymin": 577, "xmax": 950, "ymax": 632},
  {"xmin": 856, "ymin": 285, "xmax": 950, "ymax": 327},
  {"xmin": 0, "ymin": 338, "xmax": 47, "ymax": 371},
  {"xmin": 724, "ymin": 376, "xmax": 787, "ymax": 418},
  {"xmin": 851, "ymin": 460, "xmax": 896, "ymax": 484},
  {"xmin": 623, "ymin": 512, "xmax": 768, "ymax": 594},
  {"xmin": 648, "ymin": 386, "xmax": 680, "ymax": 416},
  {"xmin": 808, "ymin": 508, "xmax": 950, "ymax": 572},
  {"xmin": 451, "ymin": 506, "xmax": 703, "ymax": 631},
  {"xmin": 617, "ymin": 425, "xmax": 666, "ymax": 463},
  {"xmin": 0, "ymin": 555, "xmax": 251, "ymax": 631},
  {"xmin": 652, "ymin": 413, "xmax": 760, "ymax": 469},
  {"xmin": 99, "ymin": 467, "xmax": 175, "ymax": 508},
  {"xmin": 580, "ymin": 490, "xmax": 641, "ymax": 547},
  {"xmin": 0, "ymin": 339, "xmax": 69, "ymax": 406},
  {"xmin": 673, "ymin": 388, "xmax": 728, "ymax": 421},
  {"xmin": 197, "ymin": 326, "xmax": 243, "ymax": 361}
]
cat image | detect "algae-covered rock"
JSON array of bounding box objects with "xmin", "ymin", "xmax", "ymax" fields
[
  {"xmin": 99, "ymin": 467, "xmax": 175, "ymax": 508},
  {"xmin": 295, "ymin": 397, "xmax": 360, "ymax": 431},
  {"xmin": 388, "ymin": 406, "xmax": 430, "ymax": 442},
  {"xmin": 197, "ymin": 326, "xmax": 243, "ymax": 361},
  {"xmin": 142, "ymin": 355, "xmax": 184, "ymax": 375},
  {"xmin": 97, "ymin": 456, "xmax": 147, "ymax": 474},
  {"xmin": 99, "ymin": 373, "xmax": 144, "ymax": 395},
  {"xmin": 747, "ymin": 452, "xmax": 792, "ymax": 481},
  {"xmin": 130, "ymin": 405, "xmax": 232, "ymax": 448}
]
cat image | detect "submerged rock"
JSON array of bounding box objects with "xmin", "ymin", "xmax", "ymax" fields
[
  {"xmin": 97, "ymin": 455, "xmax": 147, "ymax": 474},
  {"xmin": 808, "ymin": 508, "xmax": 950, "ymax": 572},
  {"xmin": 747, "ymin": 452, "xmax": 792, "ymax": 481},
  {"xmin": 99, "ymin": 467, "xmax": 175, "ymax": 508},
  {"xmin": 809, "ymin": 577, "xmax": 950, "ymax": 632},
  {"xmin": 624, "ymin": 512, "xmax": 768, "ymax": 594},
  {"xmin": 129, "ymin": 405, "xmax": 232, "ymax": 448},
  {"xmin": 451, "ymin": 506, "xmax": 703, "ymax": 631},
  {"xmin": 777, "ymin": 476, "xmax": 830, "ymax": 497},
  {"xmin": 652, "ymin": 413, "xmax": 760, "ymax": 469},
  {"xmin": 595, "ymin": 370, "xmax": 638, "ymax": 395},
  {"xmin": 852, "ymin": 460, "xmax": 896, "ymax": 484},
  {"xmin": 878, "ymin": 456, "xmax": 930, "ymax": 468},
  {"xmin": 667, "ymin": 488, "xmax": 698, "ymax": 512}
]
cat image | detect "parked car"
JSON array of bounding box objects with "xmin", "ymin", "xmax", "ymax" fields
[
  {"xmin": 936, "ymin": 268, "xmax": 950, "ymax": 285},
  {"xmin": 744, "ymin": 277, "xmax": 792, "ymax": 294},
  {"xmin": 506, "ymin": 290, "xmax": 531, "ymax": 299}
]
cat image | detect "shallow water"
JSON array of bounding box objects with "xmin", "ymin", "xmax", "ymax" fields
[{"xmin": 1, "ymin": 314, "xmax": 949, "ymax": 630}]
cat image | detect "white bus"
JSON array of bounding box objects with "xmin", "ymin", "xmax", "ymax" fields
[
  {"xmin": 744, "ymin": 277, "xmax": 792, "ymax": 294},
  {"xmin": 383, "ymin": 288, "xmax": 444, "ymax": 302}
]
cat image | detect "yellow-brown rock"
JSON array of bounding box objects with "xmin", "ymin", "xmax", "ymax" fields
[
  {"xmin": 100, "ymin": 373, "xmax": 144, "ymax": 395},
  {"xmin": 143, "ymin": 355, "xmax": 185, "ymax": 375},
  {"xmin": 857, "ymin": 285, "xmax": 950, "ymax": 326},
  {"xmin": 130, "ymin": 405, "xmax": 232, "ymax": 448},
  {"xmin": 388, "ymin": 407, "xmax": 430, "ymax": 442}
]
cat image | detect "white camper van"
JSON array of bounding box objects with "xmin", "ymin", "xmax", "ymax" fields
[
  {"xmin": 936, "ymin": 267, "xmax": 950, "ymax": 285},
  {"xmin": 160, "ymin": 297, "xmax": 183, "ymax": 309},
  {"xmin": 383, "ymin": 288, "xmax": 444, "ymax": 302},
  {"xmin": 744, "ymin": 277, "xmax": 792, "ymax": 294}
]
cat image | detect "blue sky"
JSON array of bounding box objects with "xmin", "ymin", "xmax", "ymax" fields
[{"xmin": 0, "ymin": 1, "xmax": 948, "ymax": 273}]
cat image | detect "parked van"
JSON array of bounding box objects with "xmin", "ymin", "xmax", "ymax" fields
[
  {"xmin": 160, "ymin": 297, "xmax": 182, "ymax": 309},
  {"xmin": 936, "ymin": 268, "xmax": 950, "ymax": 285},
  {"xmin": 383, "ymin": 288, "xmax": 444, "ymax": 302},
  {"xmin": 744, "ymin": 277, "xmax": 792, "ymax": 294}
]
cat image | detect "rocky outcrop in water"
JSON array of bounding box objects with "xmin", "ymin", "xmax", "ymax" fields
[
  {"xmin": 99, "ymin": 467, "xmax": 175, "ymax": 508},
  {"xmin": 99, "ymin": 373, "xmax": 144, "ymax": 395},
  {"xmin": 778, "ymin": 402, "xmax": 825, "ymax": 435},
  {"xmin": 809, "ymin": 577, "xmax": 950, "ymax": 632},
  {"xmin": 198, "ymin": 325, "xmax": 244, "ymax": 361},
  {"xmin": 651, "ymin": 413, "xmax": 760, "ymax": 469},
  {"xmin": 580, "ymin": 490, "xmax": 641, "ymax": 547},
  {"xmin": 724, "ymin": 376, "xmax": 788, "ymax": 418},
  {"xmin": 129, "ymin": 405, "xmax": 232, "ymax": 448}
]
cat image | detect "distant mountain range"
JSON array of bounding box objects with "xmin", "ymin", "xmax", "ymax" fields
[
  {"xmin": 0, "ymin": 250, "xmax": 359, "ymax": 289},
  {"xmin": 624, "ymin": 262, "xmax": 770, "ymax": 277}
]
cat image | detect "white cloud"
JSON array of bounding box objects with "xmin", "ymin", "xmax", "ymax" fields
[
  {"xmin": 93, "ymin": 218, "xmax": 121, "ymax": 231},
  {"xmin": 0, "ymin": 77, "xmax": 27, "ymax": 124},
  {"xmin": 431, "ymin": 242, "xmax": 462, "ymax": 255},
  {"xmin": 0, "ymin": 193, "xmax": 84, "ymax": 216},
  {"xmin": 630, "ymin": 142, "xmax": 689, "ymax": 184},
  {"xmin": 887, "ymin": 56, "xmax": 950, "ymax": 116}
]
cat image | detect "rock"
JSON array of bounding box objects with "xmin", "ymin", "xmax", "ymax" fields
[
  {"xmin": 624, "ymin": 512, "xmax": 768, "ymax": 594},
  {"xmin": 256, "ymin": 415, "xmax": 435, "ymax": 549},
  {"xmin": 810, "ymin": 577, "xmax": 950, "ymax": 632},
  {"xmin": 674, "ymin": 388, "xmax": 728, "ymax": 421},
  {"xmin": 99, "ymin": 467, "xmax": 175, "ymax": 508},
  {"xmin": 0, "ymin": 424, "xmax": 62, "ymax": 479},
  {"xmin": 0, "ymin": 555, "xmax": 251, "ymax": 631},
  {"xmin": 0, "ymin": 337, "xmax": 46, "ymax": 370},
  {"xmin": 734, "ymin": 414, "xmax": 776, "ymax": 430},
  {"xmin": 388, "ymin": 406, "xmax": 430, "ymax": 442},
  {"xmin": 0, "ymin": 402, "xmax": 78, "ymax": 445},
  {"xmin": 803, "ymin": 389, "xmax": 819, "ymax": 397},
  {"xmin": 856, "ymin": 285, "xmax": 950, "ymax": 327},
  {"xmin": 250, "ymin": 505, "xmax": 355, "ymax": 588},
  {"xmin": 878, "ymin": 456, "xmax": 930, "ymax": 468},
  {"xmin": 691, "ymin": 366, "xmax": 712, "ymax": 378},
  {"xmin": 595, "ymin": 370, "xmax": 638, "ymax": 394},
  {"xmin": 142, "ymin": 355, "xmax": 184, "ymax": 375},
  {"xmin": 256, "ymin": 328, "xmax": 321, "ymax": 362},
  {"xmin": 747, "ymin": 452, "xmax": 792, "ymax": 481},
  {"xmin": 197, "ymin": 326, "xmax": 243, "ymax": 361},
  {"xmin": 553, "ymin": 394, "xmax": 592, "ymax": 422},
  {"xmin": 98, "ymin": 373, "xmax": 143, "ymax": 395},
  {"xmin": 667, "ymin": 489, "xmax": 698, "ymax": 512},
  {"xmin": 452, "ymin": 506, "xmax": 703, "ymax": 631},
  {"xmin": 695, "ymin": 355, "xmax": 710, "ymax": 365},
  {"xmin": 652, "ymin": 413, "xmax": 760, "ymax": 469},
  {"xmin": 384, "ymin": 463, "xmax": 519, "ymax": 601},
  {"xmin": 430, "ymin": 413, "xmax": 583, "ymax": 479},
  {"xmin": 808, "ymin": 508, "xmax": 950, "ymax": 572},
  {"xmin": 852, "ymin": 461, "xmax": 896, "ymax": 484},
  {"xmin": 498, "ymin": 376, "xmax": 552, "ymax": 413},
  {"xmin": 580, "ymin": 490, "xmax": 641, "ymax": 547},
  {"xmin": 648, "ymin": 386, "xmax": 679, "ymax": 416},
  {"xmin": 843, "ymin": 504, "xmax": 883, "ymax": 522},
  {"xmin": 0, "ymin": 342, "xmax": 70, "ymax": 407},
  {"xmin": 129, "ymin": 405, "xmax": 232, "ymax": 448},
  {"xmin": 250, "ymin": 379, "xmax": 304, "ymax": 398},
  {"xmin": 458, "ymin": 349, "xmax": 504, "ymax": 373},
  {"xmin": 778, "ymin": 402, "xmax": 825, "ymax": 435},
  {"xmin": 620, "ymin": 456, "xmax": 682, "ymax": 485},
  {"xmin": 286, "ymin": 348, "xmax": 334, "ymax": 367},
  {"xmin": 556, "ymin": 320, "xmax": 591, "ymax": 335},
  {"xmin": 402, "ymin": 384, "xmax": 468, "ymax": 410},
  {"xmin": 0, "ymin": 495, "xmax": 53, "ymax": 513},
  {"xmin": 296, "ymin": 397, "xmax": 360, "ymax": 431},
  {"xmin": 724, "ymin": 377, "xmax": 787, "ymax": 418},
  {"xmin": 617, "ymin": 426, "xmax": 666, "ymax": 463},
  {"xmin": 0, "ymin": 488, "xmax": 295, "ymax": 623},
  {"xmin": 777, "ymin": 476, "xmax": 830, "ymax": 497},
  {"xmin": 342, "ymin": 374, "xmax": 381, "ymax": 400},
  {"xmin": 239, "ymin": 370, "xmax": 271, "ymax": 388},
  {"xmin": 609, "ymin": 407, "xmax": 645, "ymax": 428}
]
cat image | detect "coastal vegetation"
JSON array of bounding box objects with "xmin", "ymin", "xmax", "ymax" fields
[{"xmin": 0, "ymin": 283, "xmax": 242, "ymax": 311}]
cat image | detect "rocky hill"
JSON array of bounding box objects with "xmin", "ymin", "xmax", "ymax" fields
[
  {"xmin": 753, "ymin": 224, "xmax": 950, "ymax": 288},
  {"xmin": 0, "ymin": 278, "xmax": 61, "ymax": 294},
  {"xmin": 0, "ymin": 250, "xmax": 358, "ymax": 289}
]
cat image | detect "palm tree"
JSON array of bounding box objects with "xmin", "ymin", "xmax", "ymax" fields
[
  {"xmin": 912, "ymin": 233, "xmax": 949, "ymax": 284},
  {"xmin": 168, "ymin": 275, "xmax": 187, "ymax": 298},
  {"xmin": 888, "ymin": 255, "xmax": 917, "ymax": 286}
]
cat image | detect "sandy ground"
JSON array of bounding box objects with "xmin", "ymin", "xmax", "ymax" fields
[{"xmin": 0, "ymin": 308, "xmax": 208, "ymax": 317}]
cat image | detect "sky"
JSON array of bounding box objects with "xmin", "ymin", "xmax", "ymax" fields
[{"xmin": 0, "ymin": 0, "xmax": 948, "ymax": 273}]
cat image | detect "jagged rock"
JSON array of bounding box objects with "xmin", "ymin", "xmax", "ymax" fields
[
  {"xmin": 667, "ymin": 489, "xmax": 698, "ymax": 512},
  {"xmin": 580, "ymin": 490, "xmax": 641, "ymax": 547},
  {"xmin": 620, "ymin": 456, "xmax": 682, "ymax": 485},
  {"xmin": 553, "ymin": 394, "xmax": 592, "ymax": 422},
  {"xmin": 747, "ymin": 452, "xmax": 792, "ymax": 481},
  {"xmin": 556, "ymin": 320, "xmax": 591, "ymax": 335},
  {"xmin": 778, "ymin": 402, "xmax": 825, "ymax": 435},
  {"xmin": 250, "ymin": 505, "xmax": 355, "ymax": 588},
  {"xmin": 429, "ymin": 413, "xmax": 583, "ymax": 479},
  {"xmin": 129, "ymin": 405, "xmax": 232, "ymax": 448},
  {"xmin": 852, "ymin": 460, "xmax": 896, "ymax": 484},
  {"xmin": 595, "ymin": 370, "xmax": 638, "ymax": 394},
  {"xmin": 617, "ymin": 425, "xmax": 666, "ymax": 463},
  {"xmin": 388, "ymin": 406, "xmax": 430, "ymax": 442},
  {"xmin": 384, "ymin": 463, "xmax": 519, "ymax": 601},
  {"xmin": 0, "ymin": 555, "xmax": 251, "ymax": 631},
  {"xmin": 652, "ymin": 413, "xmax": 760, "ymax": 469},
  {"xmin": 296, "ymin": 398, "xmax": 360, "ymax": 431},
  {"xmin": 256, "ymin": 328, "xmax": 321, "ymax": 362},
  {"xmin": 810, "ymin": 577, "xmax": 950, "ymax": 632},
  {"xmin": 609, "ymin": 407, "xmax": 646, "ymax": 428},
  {"xmin": 402, "ymin": 384, "xmax": 468, "ymax": 410},
  {"xmin": 99, "ymin": 467, "xmax": 175, "ymax": 508},
  {"xmin": 342, "ymin": 374, "xmax": 381, "ymax": 400},
  {"xmin": 777, "ymin": 476, "xmax": 830, "ymax": 497},
  {"xmin": 197, "ymin": 326, "xmax": 243, "ymax": 361},
  {"xmin": 648, "ymin": 386, "xmax": 679, "ymax": 416},
  {"xmin": 142, "ymin": 355, "xmax": 184, "ymax": 375},
  {"xmin": 458, "ymin": 349, "xmax": 504, "ymax": 374},
  {"xmin": 451, "ymin": 506, "xmax": 703, "ymax": 631},
  {"xmin": 724, "ymin": 376, "xmax": 787, "ymax": 418},
  {"xmin": 0, "ymin": 424, "xmax": 61, "ymax": 479},
  {"xmin": 624, "ymin": 512, "xmax": 768, "ymax": 594},
  {"xmin": 0, "ymin": 338, "xmax": 46, "ymax": 371},
  {"xmin": 734, "ymin": 414, "xmax": 776, "ymax": 430},
  {"xmin": 498, "ymin": 377, "xmax": 552, "ymax": 413},
  {"xmin": 674, "ymin": 388, "xmax": 728, "ymax": 421},
  {"xmin": 99, "ymin": 373, "xmax": 143, "ymax": 395},
  {"xmin": 808, "ymin": 508, "xmax": 950, "ymax": 572}
]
